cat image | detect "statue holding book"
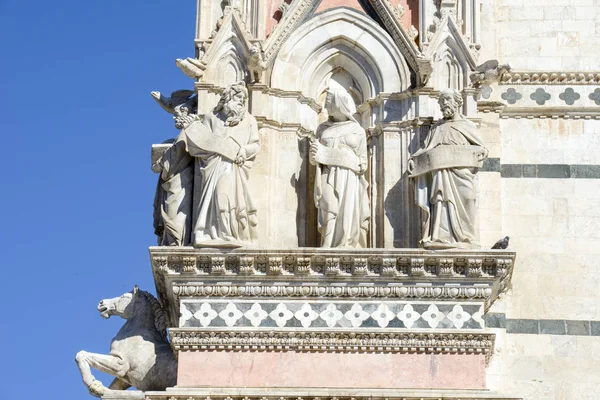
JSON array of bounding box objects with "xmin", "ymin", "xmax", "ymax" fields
[
  {"xmin": 309, "ymin": 83, "xmax": 370, "ymax": 248},
  {"xmin": 408, "ymin": 89, "xmax": 488, "ymax": 249},
  {"xmin": 152, "ymin": 82, "xmax": 261, "ymax": 247}
]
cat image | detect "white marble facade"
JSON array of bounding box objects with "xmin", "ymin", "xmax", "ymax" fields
[{"xmin": 147, "ymin": 1, "xmax": 600, "ymax": 399}]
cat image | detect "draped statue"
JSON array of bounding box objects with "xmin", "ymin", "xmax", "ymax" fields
[
  {"xmin": 151, "ymin": 91, "xmax": 197, "ymax": 246},
  {"xmin": 152, "ymin": 82, "xmax": 261, "ymax": 247},
  {"xmin": 309, "ymin": 88, "xmax": 370, "ymax": 248},
  {"xmin": 187, "ymin": 82, "xmax": 261, "ymax": 247},
  {"xmin": 408, "ymin": 89, "xmax": 488, "ymax": 249}
]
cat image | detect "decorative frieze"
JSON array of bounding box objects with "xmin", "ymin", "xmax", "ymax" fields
[
  {"xmin": 179, "ymin": 300, "xmax": 484, "ymax": 330},
  {"xmin": 480, "ymin": 82, "xmax": 600, "ymax": 118},
  {"xmin": 173, "ymin": 284, "xmax": 493, "ymax": 300},
  {"xmin": 500, "ymin": 71, "xmax": 600, "ymax": 85},
  {"xmin": 151, "ymin": 248, "xmax": 513, "ymax": 279},
  {"xmin": 169, "ymin": 329, "xmax": 495, "ymax": 360}
]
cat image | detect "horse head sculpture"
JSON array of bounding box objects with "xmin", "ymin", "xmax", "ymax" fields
[
  {"xmin": 98, "ymin": 286, "xmax": 138, "ymax": 319},
  {"xmin": 75, "ymin": 286, "xmax": 177, "ymax": 398}
]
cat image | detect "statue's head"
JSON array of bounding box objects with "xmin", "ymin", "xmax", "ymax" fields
[
  {"xmin": 97, "ymin": 286, "xmax": 139, "ymax": 320},
  {"xmin": 173, "ymin": 102, "xmax": 195, "ymax": 130},
  {"xmin": 215, "ymin": 81, "xmax": 248, "ymax": 126},
  {"xmin": 438, "ymin": 89, "xmax": 463, "ymax": 119},
  {"xmin": 249, "ymin": 44, "xmax": 260, "ymax": 55},
  {"xmin": 325, "ymin": 89, "xmax": 357, "ymax": 123}
]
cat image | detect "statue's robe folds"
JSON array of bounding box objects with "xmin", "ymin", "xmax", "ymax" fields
[
  {"xmin": 153, "ymin": 134, "xmax": 194, "ymax": 246},
  {"xmin": 314, "ymin": 120, "xmax": 370, "ymax": 248},
  {"xmin": 183, "ymin": 113, "xmax": 261, "ymax": 246},
  {"xmin": 415, "ymin": 118, "xmax": 486, "ymax": 248}
]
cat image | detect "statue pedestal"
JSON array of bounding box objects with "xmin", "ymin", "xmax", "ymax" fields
[{"xmin": 150, "ymin": 247, "xmax": 516, "ymax": 392}]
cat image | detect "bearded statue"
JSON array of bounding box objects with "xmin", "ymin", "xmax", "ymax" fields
[
  {"xmin": 408, "ymin": 89, "xmax": 488, "ymax": 249},
  {"xmin": 181, "ymin": 81, "xmax": 261, "ymax": 247},
  {"xmin": 151, "ymin": 82, "xmax": 261, "ymax": 247},
  {"xmin": 151, "ymin": 92, "xmax": 198, "ymax": 246}
]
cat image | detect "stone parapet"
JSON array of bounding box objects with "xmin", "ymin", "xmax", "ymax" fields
[{"xmin": 150, "ymin": 247, "xmax": 516, "ymax": 327}]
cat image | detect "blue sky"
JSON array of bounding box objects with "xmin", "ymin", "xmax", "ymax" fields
[{"xmin": 0, "ymin": 1, "xmax": 197, "ymax": 397}]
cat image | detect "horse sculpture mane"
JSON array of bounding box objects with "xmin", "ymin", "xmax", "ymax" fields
[{"xmin": 139, "ymin": 289, "xmax": 168, "ymax": 340}]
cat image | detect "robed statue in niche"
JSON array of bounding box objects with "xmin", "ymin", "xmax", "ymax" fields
[
  {"xmin": 152, "ymin": 82, "xmax": 261, "ymax": 247},
  {"xmin": 309, "ymin": 78, "xmax": 370, "ymax": 248},
  {"xmin": 408, "ymin": 89, "xmax": 488, "ymax": 249}
]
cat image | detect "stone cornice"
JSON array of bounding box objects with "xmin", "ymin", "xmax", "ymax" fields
[
  {"xmin": 168, "ymin": 329, "xmax": 495, "ymax": 362},
  {"xmin": 248, "ymin": 83, "xmax": 321, "ymax": 111},
  {"xmin": 499, "ymin": 108, "xmax": 600, "ymax": 119},
  {"xmin": 150, "ymin": 248, "xmax": 515, "ymax": 327},
  {"xmin": 151, "ymin": 248, "xmax": 514, "ymax": 280},
  {"xmin": 500, "ymin": 71, "xmax": 600, "ymax": 85}
]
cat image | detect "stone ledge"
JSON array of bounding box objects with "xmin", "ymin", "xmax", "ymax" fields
[
  {"xmin": 169, "ymin": 329, "xmax": 495, "ymax": 363},
  {"xmin": 150, "ymin": 248, "xmax": 515, "ymax": 327},
  {"xmin": 500, "ymin": 71, "xmax": 600, "ymax": 85},
  {"xmin": 144, "ymin": 388, "xmax": 521, "ymax": 400}
]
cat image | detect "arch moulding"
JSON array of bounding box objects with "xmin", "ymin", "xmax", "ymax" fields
[{"xmin": 270, "ymin": 8, "xmax": 412, "ymax": 103}]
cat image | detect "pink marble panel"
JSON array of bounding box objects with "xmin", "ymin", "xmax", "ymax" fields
[
  {"xmin": 265, "ymin": 0, "xmax": 418, "ymax": 38},
  {"xmin": 178, "ymin": 352, "xmax": 486, "ymax": 389},
  {"xmin": 314, "ymin": 0, "xmax": 365, "ymax": 15}
]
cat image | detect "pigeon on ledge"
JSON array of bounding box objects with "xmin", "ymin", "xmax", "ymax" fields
[{"xmin": 491, "ymin": 236, "xmax": 510, "ymax": 249}]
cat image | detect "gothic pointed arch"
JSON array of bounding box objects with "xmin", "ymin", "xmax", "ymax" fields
[{"xmin": 270, "ymin": 7, "xmax": 411, "ymax": 103}]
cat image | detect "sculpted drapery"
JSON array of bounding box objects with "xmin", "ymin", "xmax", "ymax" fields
[
  {"xmin": 186, "ymin": 85, "xmax": 260, "ymax": 246},
  {"xmin": 152, "ymin": 100, "xmax": 196, "ymax": 246},
  {"xmin": 152, "ymin": 82, "xmax": 260, "ymax": 247},
  {"xmin": 310, "ymin": 89, "xmax": 370, "ymax": 248},
  {"xmin": 410, "ymin": 89, "xmax": 488, "ymax": 249}
]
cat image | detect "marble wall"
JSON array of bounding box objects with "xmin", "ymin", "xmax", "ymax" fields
[{"xmin": 481, "ymin": 0, "xmax": 600, "ymax": 70}]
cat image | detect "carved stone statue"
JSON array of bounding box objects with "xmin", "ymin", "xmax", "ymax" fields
[
  {"xmin": 248, "ymin": 44, "xmax": 267, "ymax": 82},
  {"xmin": 152, "ymin": 82, "xmax": 261, "ymax": 247},
  {"xmin": 408, "ymin": 89, "xmax": 488, "ymax": 249},
  {"xmin": 469, "ymin": 60, "xmax": 511, "ymax": 88},
  {"xmin": 183, "ymin": 81, "xmax": 261, "ymax": 247},
  {"xmin": 151, "ymin": 91, "xmax": 198, "ymax": 246},
  {"xmin": 75, "ymin": 286, "xmax": 177, "ymax": 397},
  {"xmin": 309, "ymin": 87, "xmax": 370, "ymax": 248}
]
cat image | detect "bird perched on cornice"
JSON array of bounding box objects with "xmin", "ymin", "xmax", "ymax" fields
[
  {"xmin": 470, "ymin": 60, "xmax": 511, "ymax": 88},
  {"xmin": 150, "ymin": 90, "xmax": 196, "ymax": 115},
  {"xmin": 491, "ymin": 236, "xmax": 510, "ymax": 249},
  {"xmin": 176, "ymin": 57, "xmax": 206, "ymax": 79},
  {"xmin": 248, "ymin": 44, "xmax": 267, "ymax": 83}
]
